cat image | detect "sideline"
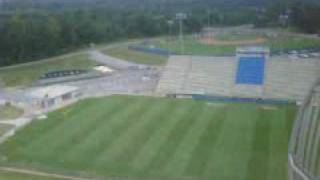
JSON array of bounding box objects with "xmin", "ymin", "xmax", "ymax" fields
[{"xmin": 0, "ymin": 167, "xmax": 91, "ymax": 180}]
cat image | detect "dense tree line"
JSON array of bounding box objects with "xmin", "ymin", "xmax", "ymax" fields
[
  {"xmin": 0, "ymin": 10, "xmax": 169, "ymax": 66},
  {"xmin": 255, "ymin": 3, "xmax": 320, "ymax": 33},
  {"xmin": 0, "ymin": 8, "xmax": 257, "ymax": 67},
  {"xmin": 0, "ymin": 1, "xmax": 319, "ymax": 67},
  {"xmin": 291, "ymin": 4, "xmax": 320, "ymax": 33},
  {"xmin": 1, "ymin": 0, "xmax": 318, "ymax": 12}
]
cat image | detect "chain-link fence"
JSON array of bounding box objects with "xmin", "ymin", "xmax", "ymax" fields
[{"xmin": 289, "ymin": 80, "xmax": 320, "ymax": 180}]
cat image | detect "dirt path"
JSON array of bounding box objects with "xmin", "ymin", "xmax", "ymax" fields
[{"xmin": 0, "ymin": 167, "xmax": 91, "ymax": 180}]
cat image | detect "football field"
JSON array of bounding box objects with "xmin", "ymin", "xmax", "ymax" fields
[{"xmin": 0, "ymin": 96, "xmax": 297, "ymax": 180}]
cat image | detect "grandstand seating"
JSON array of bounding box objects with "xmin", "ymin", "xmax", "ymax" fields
[
  {"xmin": 157, "ymin": 55, "xmax": 320, "ymax": 101},
  {"xmin": 157, "ymin": 56, "xmax": 236, "ymax": 96},
  {"xmin": 263, "ymin": 58, "xmax": 320, "ymax": 100}
]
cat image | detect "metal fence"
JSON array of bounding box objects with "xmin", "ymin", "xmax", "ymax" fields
[{"xmin": 289, "ymin": 80, "xmax": 320, "ymax": 180}]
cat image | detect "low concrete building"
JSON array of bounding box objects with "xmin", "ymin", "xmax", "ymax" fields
[{"xmin": 28, "ymin": 85, "xmax": 80, "ymax": 109}]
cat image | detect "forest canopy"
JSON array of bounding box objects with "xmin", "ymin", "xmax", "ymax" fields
[{"xmin": 0, "ymin": 1, "xmax": 319, "ymax": 67}]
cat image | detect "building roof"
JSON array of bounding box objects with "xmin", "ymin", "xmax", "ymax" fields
[
  {"xmin": 237, "ymin": 47, "xmax": 270, "ymax": 54},
  {"xmin": 29, "ymin": 85, "xmax": 78, "ymax": 99},
  {"xmin": 94, "ymin": 65, "xmax": 114, "ymax": 73}
]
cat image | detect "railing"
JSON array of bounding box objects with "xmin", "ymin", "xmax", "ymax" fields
[{"xmin": 289, "ymin": 80, "xmax": 320, "ymax": 180}]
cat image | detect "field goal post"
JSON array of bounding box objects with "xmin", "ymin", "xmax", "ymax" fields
[{"xmin": 289, "ymin": 79, "xmax": 320, "ymax": 180}]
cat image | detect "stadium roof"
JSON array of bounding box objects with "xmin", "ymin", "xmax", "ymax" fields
[{"xmin": 236, "ymin": 47, "xmax": 270, "ymax": 54}]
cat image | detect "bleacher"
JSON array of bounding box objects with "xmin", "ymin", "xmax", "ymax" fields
[
  {"xmin": 157, "ymin": 55, "xmax": 320, "ymax": 101},
  {"xmin": 157, "ymin": 56, "xmax": 236, "ymax": 96},
  {"xmin": 263, "ymin": 57, "xmax": 320, "ymax": 101}
]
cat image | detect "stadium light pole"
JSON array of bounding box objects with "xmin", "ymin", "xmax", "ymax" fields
[
  {"xmin": 176, "ymin": 13, "xmax": 187, "ymax": 55},
  {"xmin": 207, "ymin": 9, "xmax": 211, "ymax": 28},
  {"xmin": 167, "ymin": 20, "xmax": 174, "ymax": 56}
]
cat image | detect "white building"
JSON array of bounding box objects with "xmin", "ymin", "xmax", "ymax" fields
[{"xmin": 28, "ymin": 85, "xmax": 80, "ymax": 109}]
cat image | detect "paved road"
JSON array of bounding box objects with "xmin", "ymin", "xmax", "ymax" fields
[
  {"xmin": 60, "ymin": 68, "xmax": 160, "ymax": 97},
  {"xmin": 89, "ymin": 51, "xmax": 139, "ymax": 70}
]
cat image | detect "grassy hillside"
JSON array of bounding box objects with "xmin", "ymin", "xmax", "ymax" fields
[
  {"xmin": 0, "ymin": 172, "xmax": 58, "ymax": 180},
  {"xmin": 0, "ymin": 54, "xmax": 98, "ymax": 87},
  {"xmin": 0, "ymin": 105, "xmax": 24, "ymax": 120},
  {"xmin": 0, "ymin": 124, "xmax": 14, "ymax": 136},
  {"xmin": 0, "ymin": 96, "xmax": 297, "ymax": 180},
  {"xmin": 102, "ymin": 44, "xmax": 168, "ymax": 65}
]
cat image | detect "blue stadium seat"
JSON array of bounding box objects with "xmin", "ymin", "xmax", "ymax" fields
[{"xmin": 236, "ymin": 57, "xmax": 265, "ymax": 85}]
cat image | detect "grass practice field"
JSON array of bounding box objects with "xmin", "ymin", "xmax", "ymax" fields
[
  {"xmin": 0, "ymin": 54, "xmax": 98, "ymax": 87},
  {"xmin": 0, "ymin": 96, "xmax": 296, "ymax": 180},
  {"xmin": 102, "ymin": 43, "xmax": 168, "ymax": 65},
  {"xmin": 152, "ymin": 34, "xmax": 320, "ymax": 56}
]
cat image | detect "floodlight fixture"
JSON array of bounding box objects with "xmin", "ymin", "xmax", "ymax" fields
[{"xmin": 175, "ymin": 13, "xmax": 187, "ymax": 54}]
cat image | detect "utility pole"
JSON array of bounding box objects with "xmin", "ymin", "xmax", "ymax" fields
[{"xmin": 176, "ymin": 13, "xmax": 187, "ymax": 55}]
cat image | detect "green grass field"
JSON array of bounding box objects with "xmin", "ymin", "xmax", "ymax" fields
[
  {"xmin": 214, "ymin": 33, "xmax": 263, "ymax": 41},
  {"xmin": 152, "ymin": 34, "xmax": 320, "ymax": 56},
  {"xmin": 0, "ymin": 105, "xmax": 24, "ymax": 120},
  {"xmin": 0, "ymin": 124, "xmax": 14, "ymax": 136},
  {"xmin": 0, "ymin": 96, "xmax": 296, "ymax": 180},
  {"xmin": 0, "ymin": 54, "xmax": 98, "ymax": 87},
  {"xmin": 154, "ymin": 36, "xmax": 237, "ymax": 56},
  {"xmin": 0, "ymin": 172, "xmax": 58, "ymax": 180},
  {"xmin": 266, "ymin": 35, "xmax": 320, "ymax": 52},
  {"xmin": 102, "ymin": 44, "xmax": 168, "ymax": 65}
]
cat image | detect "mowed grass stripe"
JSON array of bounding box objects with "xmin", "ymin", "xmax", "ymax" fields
[
  {"xmin": 58, "ymin": 97, "xmax": 153, "ymax": 166},
  {"xmin": 112, "ymin": 101, "xmax": 180, "ymax": 166},
  {"xmin": 64, "ymin": 97, "xmax": 154, "ymax": 169},
  {"xmin": 162, "ymin": 105, "xmax": 220, "ymax": 177},
  {"xmin": 16, "ymin": 98, "xmax": 129, "ymax": 160},
  {"xmin": 130, "ymin": 101, "xmax": 198, "ymax": 171},
  {"xmin": 266, "ymin": 106, "xmax": 295, "ymax": 180},
  {"xmin": 88, "ymin": 99, "xmax": 161, "ymax": 167},
  {"xmin": 185, "ymin": 106, "xmax": 227, "ymax": 177},
  {"xmin": 92, "ymin": 99, "xmax": 175, "ymax": 167},
  {"xmin": 145, "ymin": 103, "xmax": 204, "ymax": 174},
  {"xmin": 51, "ymin": 99, "xmax": 130, "ymax": 161},
  {"xmin": 2, "ymin": 99, "xmax": 95, "ymax": 152},
  {"xmin": 4, "ymin": 99, "xmax": 111, "ymax": 160},
  {"xmin": 245, "ymin": 108, "xmax": 272, "ymax": 180},
  {"xmin": 203, "ymin": 105, "xmax": 258, "ymax": 179}
]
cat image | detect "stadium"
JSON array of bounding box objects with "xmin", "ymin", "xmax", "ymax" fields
[
  {"xmin": 1, "ymin": 0, "xmax": 320, "ymax": 178},
  {"xmin": 0, "ymin": 26, "xmax": 319, "ymax": 179}
]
